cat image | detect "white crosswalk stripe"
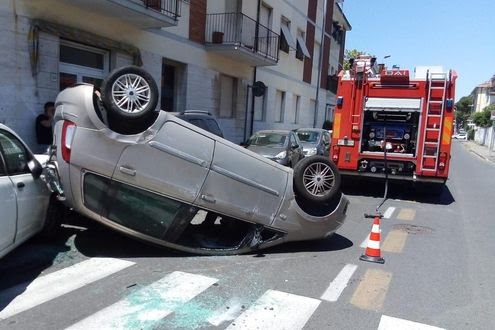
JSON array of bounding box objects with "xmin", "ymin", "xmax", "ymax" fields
[
  {"xmin": 65, "ymin": 271, "xmax": 218, "ymax": 330},
  {"xmin": 0, "ymin": 257, "xmax": 135, "ymax": 320},
  {"xmin": 320, "ymin": 264, "xmax": 358, "ymax": 302},
  {"xmin": 225, "ymin": 289, "xmax": 321, "ymax": 330}
]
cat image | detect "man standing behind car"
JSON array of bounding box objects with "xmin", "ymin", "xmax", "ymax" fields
[{"xmin": 35, "ymin": 101, "xmax": 55, "ymax": 153}]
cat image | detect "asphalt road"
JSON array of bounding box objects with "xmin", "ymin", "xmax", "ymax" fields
[{"xmin": 0, "ymin": 139, "xmax": 494, "ymax": 330}]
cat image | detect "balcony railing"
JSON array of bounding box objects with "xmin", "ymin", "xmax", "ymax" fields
[
  {"xmin": 134, "ymin": 0, "xmax": 181, "ymax": 20},
  {"xmin": 206, "ymin": 13, "xmax": 279, "ymax": 63}
]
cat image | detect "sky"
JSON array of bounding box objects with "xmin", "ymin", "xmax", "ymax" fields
[{"xmin": 341, "ymin": 0, "xmax": 495, "ymax": 101}]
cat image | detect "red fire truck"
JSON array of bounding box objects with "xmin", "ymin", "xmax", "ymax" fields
[{"xmin": 330, "ymin": 55, "xmax": 457, "ymax": 192}]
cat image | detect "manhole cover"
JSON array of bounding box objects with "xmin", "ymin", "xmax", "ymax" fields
[{"xmin": 392, "ymin": 224, "xmax": 433, "ymax": 235}]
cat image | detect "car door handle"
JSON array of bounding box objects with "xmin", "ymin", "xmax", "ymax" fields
[
  {"xmin": 17, "ymin": 182, "xmax": 25, "ymax": 188},
  {"xmin": 119, "ymin": 166, "xmax": 136, "ymax": 176},
  {"xmin": 200, "ymin": 194, "xmax": 216, "ymax": 204}
]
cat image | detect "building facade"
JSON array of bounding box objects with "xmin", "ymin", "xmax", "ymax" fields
[
  {"xmin": 0, "ymin": 0, "xmax": 350, "ymax": 149},
  {"xmin": 470, "ymin": 75, "xmax": 495, "ymax": 113}
]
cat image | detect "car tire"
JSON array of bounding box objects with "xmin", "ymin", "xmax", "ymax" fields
[
  {"xmin": 293, "ymin": 156, "xmax": 341, "ymax": 204},
  {"xmin": 38, "ymin": 195, "xmax": 65, "ymax": 239},
  {"xmin": 101, "ymin": 66, "xmax": 158, "ymax": 134}
]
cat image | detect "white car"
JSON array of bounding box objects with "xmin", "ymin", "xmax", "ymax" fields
[
  {"xmin": 0, "ymin": 124, "xmax": 63, "ymax": 259},
  {"xmin": 452, "ymin": 132, "xmax": 467, "ymax": 140}
]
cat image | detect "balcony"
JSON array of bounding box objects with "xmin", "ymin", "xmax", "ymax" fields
[
  {"xmin": 205, "ymin": 13, "xmax": 279, "ymax": 67},
  {"xmin": 59, "ymin": 0, "xmax": 181, "ymax": 29}
]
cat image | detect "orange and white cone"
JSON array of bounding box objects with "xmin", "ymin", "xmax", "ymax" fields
[{"xmin": 360, "ymin": 215, "xmax": 385, "ymax": 264}]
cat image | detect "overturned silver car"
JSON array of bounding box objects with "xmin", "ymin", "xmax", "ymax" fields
[{"xmin": 48, "ymin": 66, "xmax": 349, "ymax": 255}]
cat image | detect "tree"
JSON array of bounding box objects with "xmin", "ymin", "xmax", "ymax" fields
[
  {"xmin": 454, "ymin": 95, "xmax": 473, "ymax": 130},
  {"xmin": 343, "ymin": 49, "xmax": 369, "ymax": 70},
  {"xmin": 471, "ymin": 104, "xmax": 494, "ymax": 128}
]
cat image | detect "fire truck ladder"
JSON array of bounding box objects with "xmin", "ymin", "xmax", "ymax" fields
[{"xmin": 420, "ymin": 72, "xmax": 447, "ymax": 172}]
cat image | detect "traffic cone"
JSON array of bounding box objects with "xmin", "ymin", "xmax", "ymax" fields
[{"xmin": 360, "ymin": 215, "xmax": 385, "ymax": 264}]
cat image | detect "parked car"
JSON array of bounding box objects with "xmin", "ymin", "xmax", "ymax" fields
[
  {"xmin": 0, "ymin": 124, "xmax": 63, "ymax": 259},
  {"xmin": 46, "ymin": 65, "xmax": 348, "ymax": 255},
  {"xmin": 245, "ymin": 130, "xmax": 304, "ymax": 168},
  {"xmin": 173, "ymin": 110, "xmax": 224, "ymax": 137},
  {"xmin": 296, "ymin": 128, "xmax": 331, "ymax": 157},
  {"xmin": 452, "ymin": 132, "xmax": 467, "ymax": 140}
]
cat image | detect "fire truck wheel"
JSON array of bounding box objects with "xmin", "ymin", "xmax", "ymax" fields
[
  {"xmin": 293, "ymin": 156, "xmax": 341, "ymax": 204},
  {"xmin": 101, "ymin": 65, "xmax": 158, "ymax": 134}
]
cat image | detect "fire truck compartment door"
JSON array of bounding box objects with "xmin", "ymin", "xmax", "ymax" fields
[{"xmin": 364, "ymin": 98, "xmax": 421, "ymax": 112}]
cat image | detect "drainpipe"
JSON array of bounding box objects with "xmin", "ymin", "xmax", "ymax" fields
[
  {"xmin": 249, "ymin": 0, "xmax": 262, "ymax": 137},
  {"xmin": 314, "ymin": 0, "xmax": 328, "ymax": 128}
]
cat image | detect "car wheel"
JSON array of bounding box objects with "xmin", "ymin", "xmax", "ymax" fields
[
  {"xmin": 293, "ymin": 156, "xmax": 341, "ymax": 204},
  {"xmin": 38, "ymin": 195, "xmax": 66, "ymax": 239},
  {"xmin": 101, "ymin": 66, "xmax": 158, "ymax": 134}
]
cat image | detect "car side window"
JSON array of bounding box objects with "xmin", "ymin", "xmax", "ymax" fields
[
  {"xmin": 0, "ymin": 130, "xmax": 30, "ymax": 175},
  {"xmin": 0, "ymin": 154, "xmax": 6, "ymax": 176},
  {"xmin": 323, "ymin": 132, "xmax": 330, "ymax": 144},
  {"xmin": 290, "ymin": 133, "xmax": 298, "ymax": 147},
  {"xmin": 205, "ymin": 119, "xmax": 223, "ymax": 137}
]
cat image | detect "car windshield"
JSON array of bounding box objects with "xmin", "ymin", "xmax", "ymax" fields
[
  {"xmin": 247, "ymin": 133, "xmax": 288, "ymax": 147},
  {"xmin": 297, "ymin": 131, "xmax": 320, "ymax": 143}
]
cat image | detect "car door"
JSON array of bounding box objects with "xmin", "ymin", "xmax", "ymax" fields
[
  {"xmin": 195, "ymin": 141, "xmax": 288, "ymax": 225},
  {"xmin": 112, "ymin": 120, "xmax": 215, "ymax": 204},
  {"xmin": 0, "ymin": 130, "xmax": 49, "ymax": 243},
  {"xmin": 0, "ymin": 153, "xmax": 16, "ymax": 254}
]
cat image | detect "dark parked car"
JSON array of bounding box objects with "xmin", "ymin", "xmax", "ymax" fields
[
  {"xmin": 296, "ymin": 128, "xmax": 331, "ymax": 157},
  {"xmin": 173, "ymin": 110, "xmax": 224, "ymax": 137},
  {"xmin": 245, "ymin": 130, "xmax": 304, "ymax": 168}
]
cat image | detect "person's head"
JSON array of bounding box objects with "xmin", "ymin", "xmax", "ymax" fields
[{"xmin": 44, "ymin": 102, "xmax": 55, "ymax": 117}]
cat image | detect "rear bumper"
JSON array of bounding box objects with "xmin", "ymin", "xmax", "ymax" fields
[{"xmin": 340, "ymin": 170, "xmax": 446, "ymax": 184}]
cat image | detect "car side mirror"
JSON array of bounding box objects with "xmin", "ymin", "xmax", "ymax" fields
[
  {"xmin": 291, "ymin": 144, "xmax": 300, "ymax": 150},
  {"xmin": 27, "ymin": 158, "xmax": 43, "ymax": 179}
]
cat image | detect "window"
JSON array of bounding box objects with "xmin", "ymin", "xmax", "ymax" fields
[
  {"xmin": 0, "ymin": 131, "xmax": 30, "ymax": 175},
  {"xmin": 275, "ymin": 90, "xmax": 286, "ymax": 123},
  {"xmin": 59, "ymin": 40, "xmax": 109, "ymax": 91},
  {"xmin": 83, "ymin": 172, "xmax": 190, "ymax": 240},
  {"xmin": 280, "ymin": 18, "xmax": 296, "ymax": 53},
  {"xmin": 220, "ymin": 75, "xmax": 237, "ymax": 118},
  {"xmin": 254, "ymin": 93, "xmax": 266, "ymax": 121},
  {"xmin": 296, "ymin": 31, "xmax": 311, "ymax": 61},
  {"xmin": 293, "ymin": 95, "xmax": 300, "ymax": 124}
]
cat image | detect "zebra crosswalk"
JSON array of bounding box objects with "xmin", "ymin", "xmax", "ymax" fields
[
  {"xmin": 0, "ymin": 206, "xmax": 445, "ymax": 329},
  {"xmin": 0, "ymin": 255, "xmax": 444, "ymax": 330}
]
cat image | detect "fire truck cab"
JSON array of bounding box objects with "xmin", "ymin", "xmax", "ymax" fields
[{"xmin": 331, "ymin": 55, "xmax": 457, "ymax": 191}]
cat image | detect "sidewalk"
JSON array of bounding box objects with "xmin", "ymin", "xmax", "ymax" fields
[{"xmin": 462, "ymin": 140, "xmax": 495, "ymax": 164}]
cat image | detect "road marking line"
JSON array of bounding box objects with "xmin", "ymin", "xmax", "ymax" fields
[
  {"xmin": 383, "ymin": 207, "xmax": 396, "ymax": 219},
  {"xmin": 320, "ymin": 264, "xmax": 358, "ymax": 302},
  {"xmin": 382, "ymin": 229, "xmax": 408, "ymax": 253},
  {"xmin": 350, "ymin": 269, "xmax": 392, "ymax": 311},
  {"xmin": 226, "ymin": 290, "xmax": 320, "ymax": 330},
  {"xmin": 66, "ymin": 271, "xmax": 217, "ymax": 330},
  {"xmin": 0, "ymin": 258, "xmax": 135, "ymax": 320},
  {"xmin": 207, "ymin": 297, "xmax": 243, "ymax": 326},
  {"xmin": 378, "ymin": 315, "xmax": 446, "ymax": 330},
  {"xmin": 397, "ymin": 208, "xmax": 416, "ymax": 221}
]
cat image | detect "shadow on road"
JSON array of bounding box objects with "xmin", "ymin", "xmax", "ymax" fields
[
  {"xmin": 341, "ymin": 177, "xmax": 455, "ymax": 206},
  {"xmin": 251, "ymin": 233, "xmax": 353, "ymax": 257}
]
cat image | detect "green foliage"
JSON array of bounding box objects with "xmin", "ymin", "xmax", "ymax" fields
[
  {"xmin": 471, "ymin": 105, "xmax": 494, "ymax": 128},
  {"xmin": 455, "ymin": 96, "xmax": 473, "ymax": 113},
  {"xmin": 468, "ymin": 128, "xmax": 475, "ymax": 140},
  {"xmin": 343, "ymin": 49, "xmax": 368, "ymax": 70}
]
